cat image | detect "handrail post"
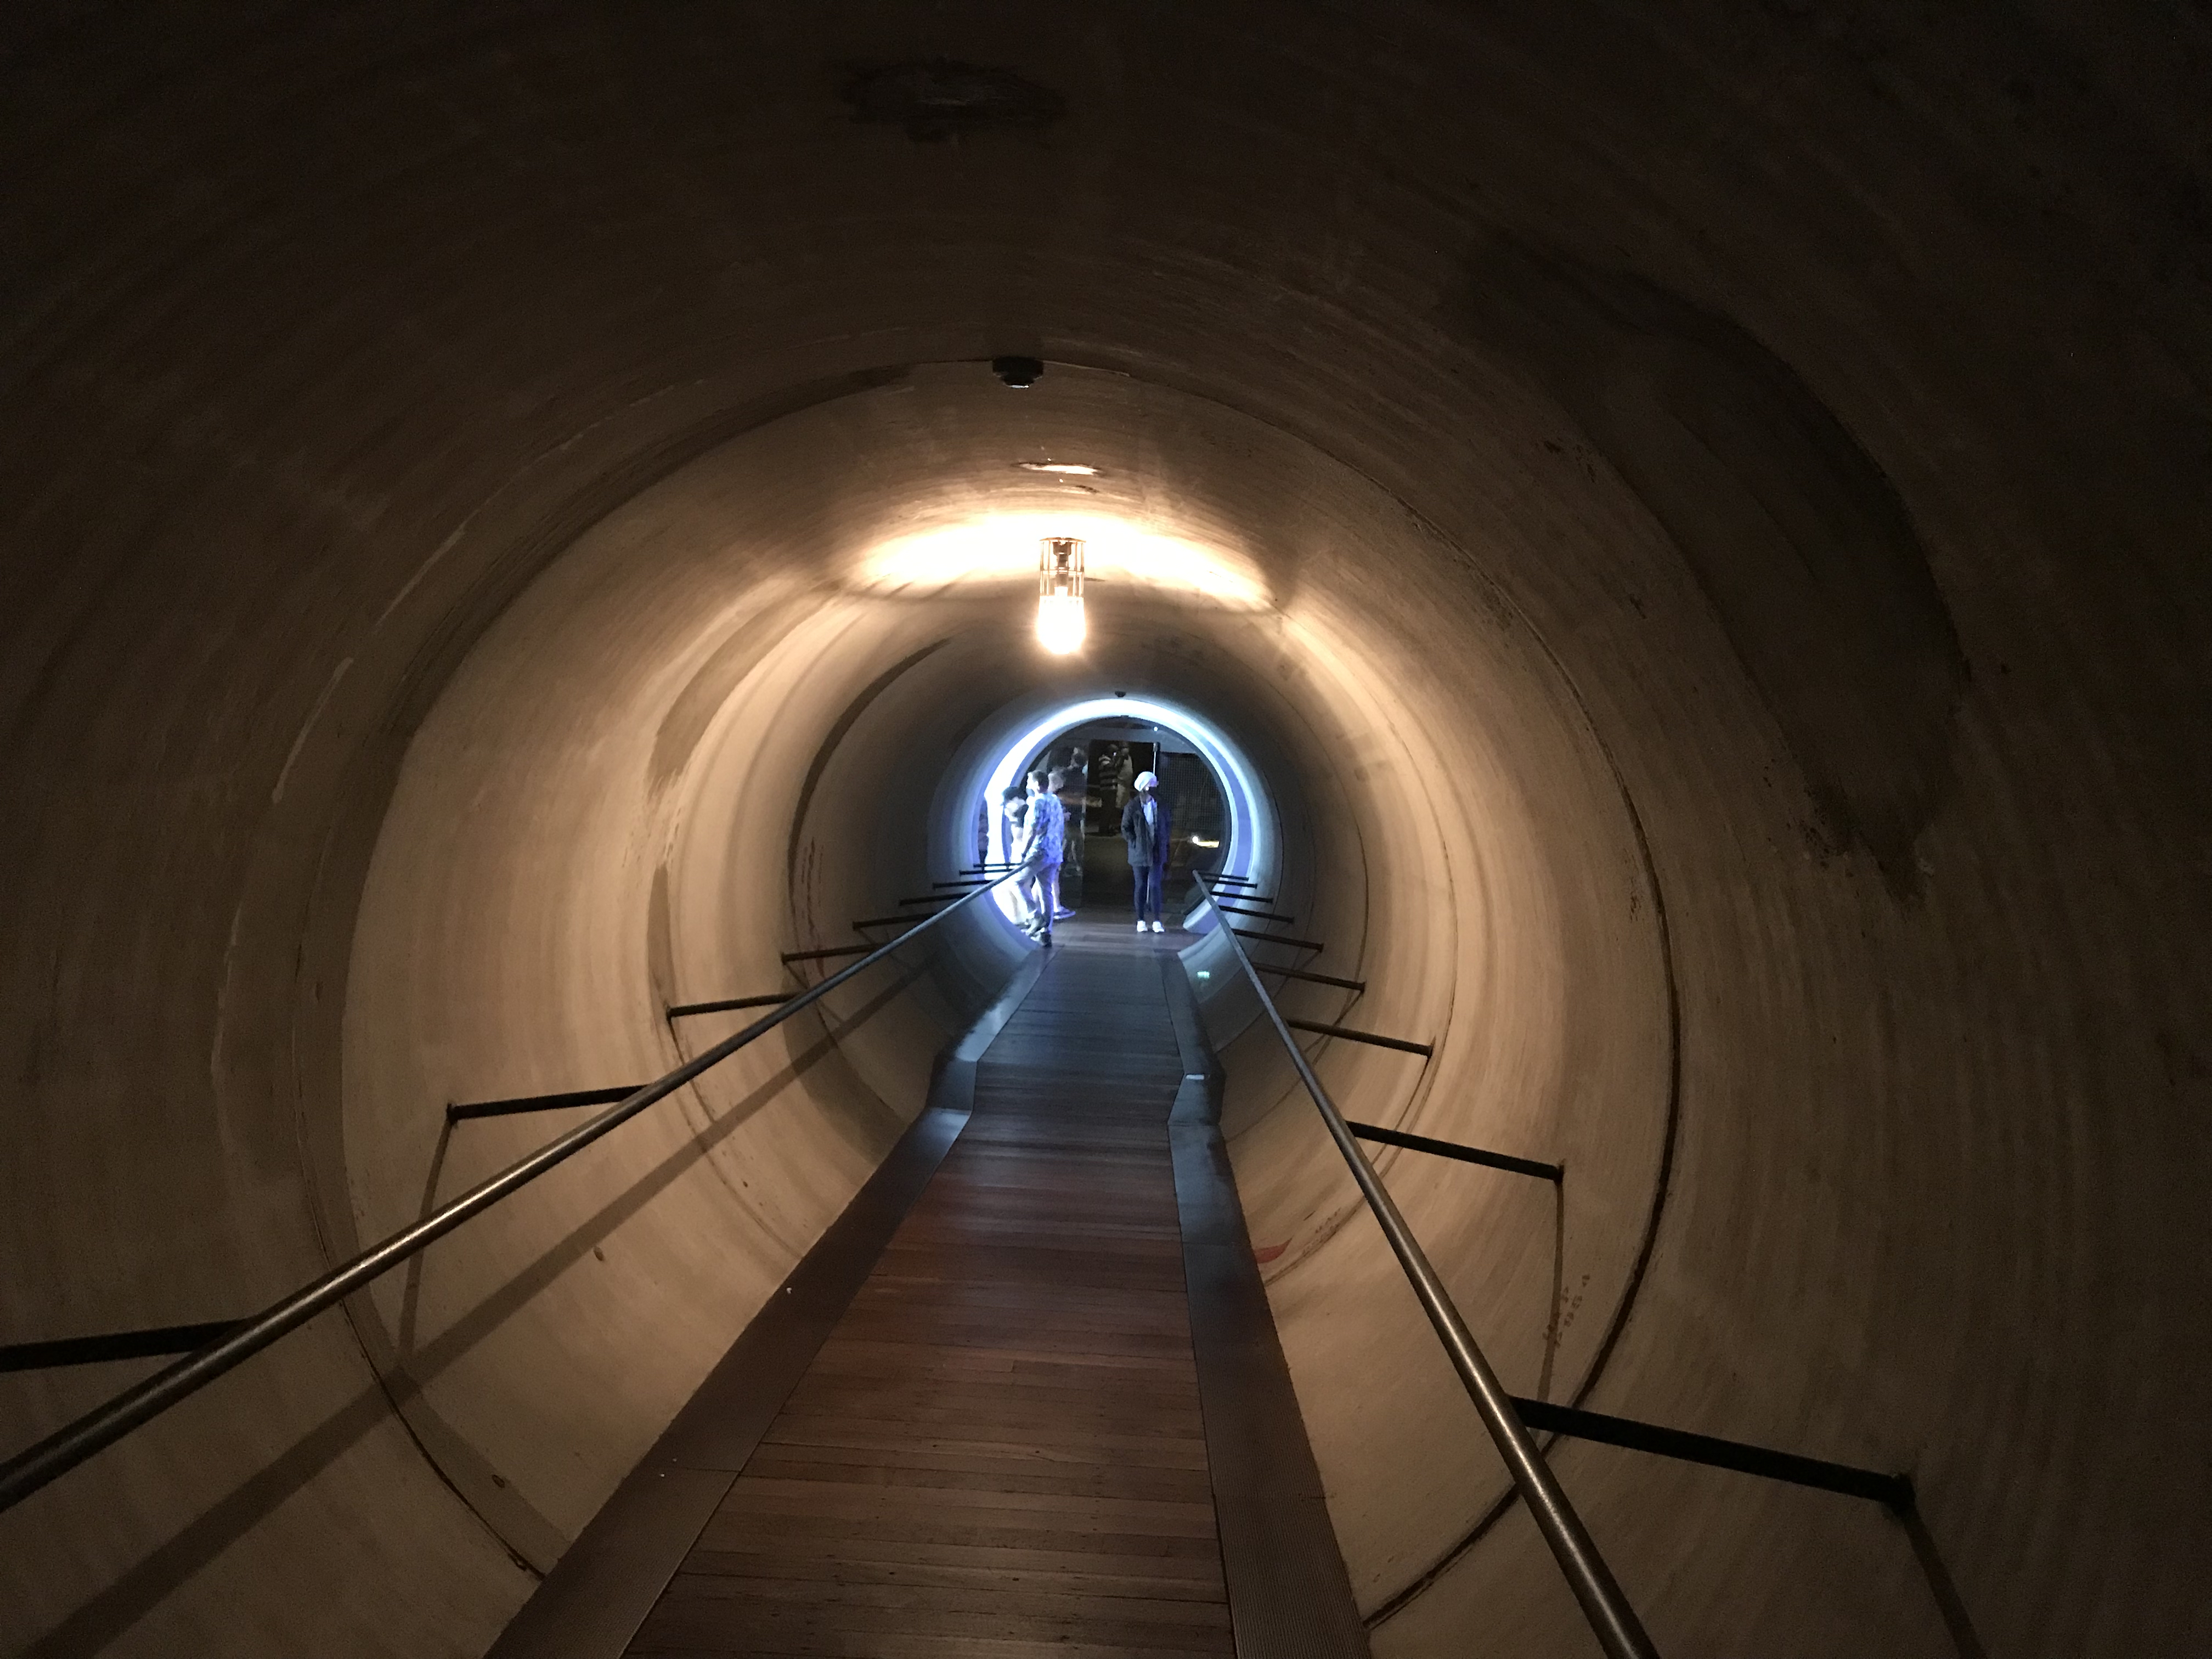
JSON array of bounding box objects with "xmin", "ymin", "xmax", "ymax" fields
[{"xmin": 1195, "ymin": 877, "xmax": 1658, "ymax": 1659}]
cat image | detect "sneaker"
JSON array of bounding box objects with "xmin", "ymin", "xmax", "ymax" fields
[
  {"xmin": 1136, "ymin": 919, "xmax": 1148, "ymax": 933},
  {"xmin": 1054, "ymin": 907, "xmax": 1077, "ymax": 920},
  {"xmin": 1152, "ymin": 919, "xmax": 1165, "ymax": 933},
  {"xmin": 1037, "ymin": 932, "xmax": 1052, "ymax": 947}
]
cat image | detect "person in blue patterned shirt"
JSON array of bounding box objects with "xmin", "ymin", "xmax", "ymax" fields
[
  {"xmin": 998, "ymin": 784, "xmax": 1032, "ymax": 926},
  {"xmin": 1014, "ymin": 768, "xmax": 1065, "ymax": 946}
]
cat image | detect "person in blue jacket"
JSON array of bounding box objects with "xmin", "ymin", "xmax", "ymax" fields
[
  {"xmin": 1120, "ymin": 770, "xmax": 1172, "ymax": 933},
  {"xmin": 1014, "ymin": 768, "xmax": 1065, "ymax": 946}
]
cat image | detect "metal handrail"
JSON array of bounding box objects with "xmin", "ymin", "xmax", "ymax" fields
[
  {"xmin": 1193, "ymin": 875, "xmax": 1658, "ymax": 1659},
  {"xmin": 0, "ymin": 869, "xmax": 1022, "ymax": 1516}
]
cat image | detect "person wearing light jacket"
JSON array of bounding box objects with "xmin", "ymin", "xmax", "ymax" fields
[
  {"xmin": 1119, "ymin": 770, "xmax": 1172, "ymax": 933},
  {"xmin": 999, "ymin": 784, "xmax": 1031, "ymax": 926},
  {"xmin": 1014, "ymin": 768, "xmax": 1065, "ymax": 946}
]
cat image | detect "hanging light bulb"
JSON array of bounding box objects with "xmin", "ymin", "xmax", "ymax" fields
[{"xmin": 1036, "ymin": 535, "xmax": 1086, "ymax": 653}]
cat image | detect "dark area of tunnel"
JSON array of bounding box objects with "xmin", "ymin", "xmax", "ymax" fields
[{"xmin": 1, "ymin": 6, "xmax": 2208, "ymax": 1658}]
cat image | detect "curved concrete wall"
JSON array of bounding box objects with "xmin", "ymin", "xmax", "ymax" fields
[{"xmin": 2, "ymin": 7, "xmax": 2207, "ymax": 1656}]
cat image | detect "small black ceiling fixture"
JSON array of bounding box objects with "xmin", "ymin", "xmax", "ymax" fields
[{"xmin": 992, "ymin": 356, "xmax": 1045, "ymax": 389}]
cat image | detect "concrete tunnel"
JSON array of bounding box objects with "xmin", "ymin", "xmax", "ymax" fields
[{"xmin": 0, "ymin": 6, "xmax": 2205, "ymax": 1656}]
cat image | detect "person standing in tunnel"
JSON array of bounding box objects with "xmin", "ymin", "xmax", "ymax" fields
[
  {"xmin": 1015, "ymin": 768, "xmax": 1065, "ymax": 946},
  {"xmin": 1121, "ymin": 770, "xmax": 1172, "ymax": 933},
  {"xmin": 1049, "ymin": 761, "xmax": 1085, "ymax": 920},
  {"xmin": 998, "ymin": 784, "xmax": 1032, "ymax": 926}
]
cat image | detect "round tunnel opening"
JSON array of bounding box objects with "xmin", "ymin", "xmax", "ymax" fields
[
  {"xmin": 995, "ymin": 715, "xmax": 1232, "ymax": 929},
  {"xmin": 964, "ymin": 693, "xmax": 1276, "ymax": 931}
]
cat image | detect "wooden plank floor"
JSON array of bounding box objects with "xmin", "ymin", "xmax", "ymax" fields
[{"xmin": 627, "ymin": 919, "xmax": 1231, "ymax": 1658}]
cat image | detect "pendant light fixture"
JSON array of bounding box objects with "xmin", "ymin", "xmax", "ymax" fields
[{"xmin": 1036, "ymin": 535, "xmax": 1086, "ymax": 654}]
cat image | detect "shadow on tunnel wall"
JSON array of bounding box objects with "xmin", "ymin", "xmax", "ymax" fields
[{"xmin": 1444, "ymin": 233, "xmax": 1971, "ymax": 900}]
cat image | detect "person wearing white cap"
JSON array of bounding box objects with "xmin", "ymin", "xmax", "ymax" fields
[{"xmin": 1119, "ymin": 770, "xmax": 1173, "ymax": 933}]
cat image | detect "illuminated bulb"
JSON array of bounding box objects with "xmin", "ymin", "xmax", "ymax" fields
[
  {"xmin": 1036, "ymin": 534, "xmax": 1087, "ymax": 654},
  {"xmin": 1036, "ymin": 592, "xmax": 1087, "ymax": 654}
]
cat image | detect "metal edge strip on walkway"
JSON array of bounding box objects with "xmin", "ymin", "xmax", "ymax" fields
[
  {"xmin": 486, "ymin": 951, "xmax": 1051, "ymax": 1659},
  {"xmin": 1160, "ymin": 955, "xmax": 1372, "ymax": 1659}
]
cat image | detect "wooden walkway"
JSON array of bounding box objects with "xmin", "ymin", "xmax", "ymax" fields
[{"xmin": 626, "ymin": 924, "xmax": 1233, "ymax": 1656}]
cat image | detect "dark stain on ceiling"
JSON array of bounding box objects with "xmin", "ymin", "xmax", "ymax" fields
[{"xmin": 839, "ymin": 58, "xmax": 1065, "ymax": 142}]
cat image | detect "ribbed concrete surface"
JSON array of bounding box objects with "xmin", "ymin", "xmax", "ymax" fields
[{"xmin": 0, "ymin": 7, "xmax": 2206, "ymax": 1657}]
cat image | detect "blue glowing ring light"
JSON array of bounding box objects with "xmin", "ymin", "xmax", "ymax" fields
[{"xmin": 983, "ymin": 696, "xmax": 1272, "ymax": 926}]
